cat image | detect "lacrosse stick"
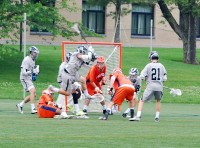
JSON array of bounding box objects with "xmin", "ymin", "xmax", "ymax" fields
[
  {"xmin": 163, "ymin": 86, "xmax": 182, "ymax": 96},
  {"xmin": 72, "ymin": 23, "xmax": 88, "ymax": 44},
  {"xmin": 91, "ymin": 93, "xmax": 105, "ymax": 103}
]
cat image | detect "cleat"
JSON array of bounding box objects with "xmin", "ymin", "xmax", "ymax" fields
[
  {"xmin": 122, "ymin": 113, "xmax": 128, "ymax": 118},
  {"xmin": 16, "ymin": 104, "xmax": 23, "ymax": 114},
  {"xmin": 102, "ymin": 112, "xmax": 109, "ymax": 120},
  {"xmin": 76, "ymin": 111, "xmax": 86, "ymax": 116},
  {"xmin": 155, "ymin": 117, "xmax": 160, "ymax": 122},
  {"xmin": 76, "ymin": 115, "xmax": 89, "ymax": 119},
  {"xmin": 129, "ymin": 116, "xmax": 141, "ymax": 121},
  {"xmin": 31, "ymin": 109, "xmax": 37, "ymax": 114},
  {"xmin": 98, "ymin": 116, "xmax": 104, "ymax": 120}
]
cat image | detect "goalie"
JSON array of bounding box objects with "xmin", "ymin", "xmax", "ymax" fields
[{"xmin": 82, "ymin": 56, "xmax": 107, "ymax": 115}]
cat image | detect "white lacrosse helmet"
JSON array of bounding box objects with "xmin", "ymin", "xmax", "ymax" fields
[
  {"xmin": 77, "ymin": 45, "xmax": 88, "ymax": 54},
  {"xmin": 129, "ymin": 68, "xmax": 139, "ymax": 76},
  {"xmin": 149, "ymin": 51, "xmax": 159, "ymax": 60},
  {"xmin": 30, "ymin": 46, "xmax": 39, "ymax": 60}
]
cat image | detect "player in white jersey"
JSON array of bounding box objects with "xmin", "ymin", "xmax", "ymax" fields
[
  {"xmin": 132, "ymin": 51, "xmax": 167, "ymax": 122},
  {"xmin": 122, "ymin": 67, "xmax": 141, "ymax": 118},
  {"xmin": 48, "ymin": 45, "xmax": 96, "ymax": 117},
  {"xmin": 56, "ymin": 52, "xmax": 86, "ymax": 117},
  {"xmin": 16, "ymin": 46, "xmax": 40, "ymax": 114}
]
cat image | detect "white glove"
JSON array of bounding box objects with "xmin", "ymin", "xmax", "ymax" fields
[
  {"xmin": 95, "ymin": 87, "xmax": 100, "ymax": 93},
  {"xmin": 33, "ymin": 65, "xmax": 40, "ymax": 75},
  {"xmin": 88, "ymin": 46, "xmax": 94, "ymax": 54}
]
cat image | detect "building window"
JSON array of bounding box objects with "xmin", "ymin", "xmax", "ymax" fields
[
  {"xmin": 131, "ymin": 5, "xmax": 154, "ymax": 36},
  {"xmin": 30, "ymin": 0, "xmax": 55, "ymax": 35},
  {"xmin": 82, "ymin": 1, "xmax": 105, "ymax": 34}
]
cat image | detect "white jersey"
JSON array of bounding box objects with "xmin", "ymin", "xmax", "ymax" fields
[
  {"xmin": 57, "ymin": 62, "xmax": 67, "ymax": 84},
  {"xmin": 140, "ymin": 62, "xmax": 167, "ymax": 91},
  {"xmin": 64, "ymin": 52, "xmax": 84, "ymax": 76},
  {"xmin": 20, "ymin": 56, "xmax": 35, "ymax": 80}
]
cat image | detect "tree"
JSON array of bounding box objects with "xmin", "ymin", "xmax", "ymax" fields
[
  {"xmin": 157, "ymin": 0, "xmax": 199, "ymax": 64},
  {"xmin": 87, "ymin": 0, "xmax": 134, "ymax": 43},
  {"xmin": 0, "ymin": 0, "xmax": 78, "ymax": 44}
]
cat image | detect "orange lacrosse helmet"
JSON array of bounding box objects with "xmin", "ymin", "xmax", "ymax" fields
[
  {"xmin": 113, "ymin": 67, "xmax": 122, "ymax": 74},
  {"xmin": 97, "ymin": 56, "xmax": 105, "ymax": 63}
]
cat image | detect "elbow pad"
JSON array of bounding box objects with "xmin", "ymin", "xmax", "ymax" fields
[{"xmin": 22, "ymin": 68, "xmax": 32, "ymax": 76}]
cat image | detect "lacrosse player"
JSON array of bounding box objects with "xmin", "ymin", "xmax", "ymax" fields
[
  {"xmin": 132, "ymin": 51, "xmax": 167, "ymax": 122},
  {"xmin": 16, "ymin": 46, "xmax": 39, "ymax": 114},
  {"xmin": 82, "ymin": 56, "xmax": 107, "ymax": 114},
  {"xmin": 100, "ymin": 67, "xmax": 135, "ymax": 121},
  {"xmin": 48, "ymin": 45, "xmax": 96, "ymax": 116},
  {"xmin": 122, "ymin": 67, "xmax": 141, "ymax": 118},
  {"xmin": 37, "ymin": 89, "xmax": 62, "ymax": 118}
]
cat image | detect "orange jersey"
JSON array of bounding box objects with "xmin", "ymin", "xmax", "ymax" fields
[
  {"xmin": 86, "ymin": 65, "xmax": 106, "ymax": 95},
  {"xmin": 110, "ymin": 72, "xmax": 135, "ymax": 106},
  {"xmin": 37, "ymin": 94, "xmax": 57, "ymax": 118},
  {"xmin": 37, "ymin": 94, "xmax": 54, "ymax": 107},
  {"xmin": 113, "ymin": 72, "xmax": 133, "ymax": 90}
]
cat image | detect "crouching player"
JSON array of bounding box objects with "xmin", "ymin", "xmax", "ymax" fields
[
  {"xmin": 122, "ymin": 67, "xmax": 141, "ymax": 118},
  {"xmin": 37, "ymin": 89, "xmax": 62, "ymax": 118},
  {"xmin": 100, "ymin": 68, "xmax": 135, "ymax": 121}
]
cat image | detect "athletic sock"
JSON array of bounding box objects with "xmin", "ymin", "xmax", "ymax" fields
[
  {"xmin": 74, "ymin": 104, "xmax": 80, "ymax": 113},
  {"xmin": 124, "ymin": 108, "xmax": 130, "ymax": 114},
  {"xmin": 19, "ymin": 100, "xmax": 25, "ymax": 107},
  {"xmin": 83, "ymin": 105, "xmax": 88, "ymax": 110},
  {"xmin": 102, "ymin": 105, "xmax": 106, "ymax": 110},
  {"xmin": 136, "ymin": 111, "xmax": 142, "ymax": 118},
  {"xmin": 130, "ymin": 108, "xmax": 134, "ymax": 118},
  {"xmin": 31, "ymin": 104, "xmax": 35, "ymax": 110},
  {"xmin": 155, "ymin": 112, "xmax": 160, "ymax": 118}
]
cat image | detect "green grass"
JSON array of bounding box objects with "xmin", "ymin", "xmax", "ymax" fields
[
  {"xmin": 0, "ymin": 45, "xmax": 200, "ymax": 103},
  {"xmin": 0, "ymin": 99, "xmax": 200, "ymax": 148}
]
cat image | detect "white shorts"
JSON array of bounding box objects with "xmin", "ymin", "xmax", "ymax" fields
[{"xmin": 20, "ymin": 79, "xmax": 35, "ymax": 92}]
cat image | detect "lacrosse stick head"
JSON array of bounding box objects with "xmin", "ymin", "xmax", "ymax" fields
[
  {"xmin": 91, "ymin": 93, "xmax": 105, "ymax": 103},
  {"xmin": 72, "ymin": 23, "xmax": 80, "ymax": 34},
  {"xmin": 170, "ymin": 88, "xmax": 182, "ymax": 96}
]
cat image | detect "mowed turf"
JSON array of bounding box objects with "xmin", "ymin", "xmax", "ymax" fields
[{"xmin": 0, "ymin": 99, "xmax": 200, "ymax": 148}]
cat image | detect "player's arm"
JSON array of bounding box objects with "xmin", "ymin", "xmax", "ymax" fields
[{"xmin": 107, "ymin": 75, "xmax": 116, "ymax": 95}]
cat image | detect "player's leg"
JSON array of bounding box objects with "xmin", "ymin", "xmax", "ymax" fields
[
  {"xmin": 100, "ymin": 100, "xmax": 107, "ymax": 114},
  {"xmin": 154, "ymin": 91, "xmax": 163, "ymax": 122},
  {"xmin": 78, "ymin": 76, "xmax": 92, "ymax": 98},
  {"xmin": 29, "ymin": 87, "xmax": 37, "ymax": 114}
]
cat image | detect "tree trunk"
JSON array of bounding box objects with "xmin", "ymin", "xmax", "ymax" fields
[
  {"xmin": 114, "ymin": 1, "xmax": 121, "ymax": 43},
  {"xmin": 181, "ymin": 12, "xmax": 198, "ymax": 64}
]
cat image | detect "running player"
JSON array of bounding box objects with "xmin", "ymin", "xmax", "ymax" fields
[
  {"xmin": 133, "ymin": 51, "xmax": 167, "ymax": 122},
  {"xmin": 101, "ymin": 67, "xmax": 135, "ymax": 121},
  {"xmin": 82, "ymin": 56, "xmax": 107, "ymax": 114},
  {"xmin": 16, "ymin": 46, "xmax": 39, "ymax": 114}
]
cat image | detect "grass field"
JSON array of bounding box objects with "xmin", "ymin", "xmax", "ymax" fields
[
  {"xmin": 0, "ymin": 45, "xmax": 200, "ymax": 147},
  {"xmin": 0, "ymin": 99, "xmax": 200, "ymax": 148}
]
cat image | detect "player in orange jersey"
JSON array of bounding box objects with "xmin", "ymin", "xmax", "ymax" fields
[
  {"xmin": 83, "ymin": 56, "xmax": 107, "ymax": 114},
  {"xmin": 100, "ymin": 67, "xmax": 135, "ymax": 121},
  {"xmin": 37, "ymin": 89, "xmax": 62, "ymax": 118}
]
